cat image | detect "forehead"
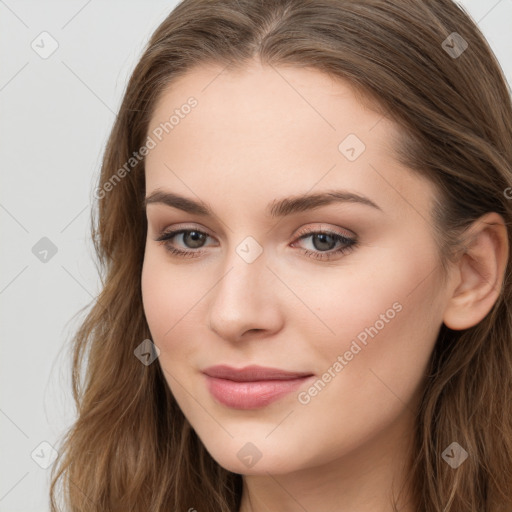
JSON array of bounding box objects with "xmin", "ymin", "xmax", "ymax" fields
[
  {"xmin": 144, "ymin": 61, "xmax": 435, "ymax": 221},
  {"xmin": 148, "ymin": 61, "xmax": 388, "ymax": 149}
]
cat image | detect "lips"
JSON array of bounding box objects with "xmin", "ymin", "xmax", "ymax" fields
[
  {"xmin": 202, "ymin": 365, "xmax": 315, "ymax": 409},
  {"xmin": 202, "ymin": 364, "xmax": 313, "ymax": 381}
]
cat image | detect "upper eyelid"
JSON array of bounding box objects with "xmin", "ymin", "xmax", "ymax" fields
[
  {"xmin": 156, "ymin": 225, "xmax": 356, "ymax": 245},
  {"xmin": 295, "ymin": 224, "xmax": 355, "ymax": 239},
  {"xmin": 156, "ymin": 222, "xmax": 354, "ymax": 235},
  {"xmin": 155, "ymin": 224, "xmax": 215, "ymax": 240}
]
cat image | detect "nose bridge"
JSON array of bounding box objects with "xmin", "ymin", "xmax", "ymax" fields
[
  {"xmin": 207, "ymin": 238, "xmax": 280, "ymax": 339},
  {"xmin": 212, "ymin": 241, "xmax": 267, "ymax": 313}
]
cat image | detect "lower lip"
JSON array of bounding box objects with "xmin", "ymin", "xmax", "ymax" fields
[{"xmin": 204, "ymin": 374, "xmax": 314, "ymax": 409}]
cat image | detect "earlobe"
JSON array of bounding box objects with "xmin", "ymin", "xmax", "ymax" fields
[{"xmin": 442, "ymin": 212, "xmax": 509, "ymax": 331}]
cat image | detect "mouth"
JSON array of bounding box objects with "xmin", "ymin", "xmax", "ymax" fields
[{"xmin": 202, "ymin": 365, "xmax": 315, "ymax": 409}]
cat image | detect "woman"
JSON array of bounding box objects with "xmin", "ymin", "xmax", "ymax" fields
[{"xmin": 50, "ymin": 0, "xmax": 512, "ymax": 510}]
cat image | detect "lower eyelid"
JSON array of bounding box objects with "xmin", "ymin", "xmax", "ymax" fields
[{"xmin": 156, "ymin": 228, "xmax": 356, "ymax": 256}]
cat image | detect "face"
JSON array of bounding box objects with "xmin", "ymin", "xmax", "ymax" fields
[{"xmin": 141, "ymin": 61, "xmax": 450, "ymax": 475}]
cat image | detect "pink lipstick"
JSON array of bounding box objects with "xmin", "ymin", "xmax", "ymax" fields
[{"xmin": 202, "ymin": 365, "xmax": 314, "ymax": 409}]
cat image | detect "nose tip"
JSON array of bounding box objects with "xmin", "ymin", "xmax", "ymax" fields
[{"xmin": 206, "ymin": 257, "xmax": 283, "ymax": 342}]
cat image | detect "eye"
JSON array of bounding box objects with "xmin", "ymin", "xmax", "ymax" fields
[
  {"xmin": 154, "ymin": 226, "xmax": 357, "ymax": 261},
  {"xmin": 291, "ymin": 228, "xmax": 357, "ymax": 261},
  {"xmin": 155, "ymin": 228, "xmax": 215, "ymax": 259}
]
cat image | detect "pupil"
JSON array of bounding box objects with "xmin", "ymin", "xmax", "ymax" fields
[
  {"xmin": 313, "ymin": 233, "xmax": 335, "ymax": 251},
  {"xmin": 185, "ymin": 231, "xmax": 205, "ymax": 248}
]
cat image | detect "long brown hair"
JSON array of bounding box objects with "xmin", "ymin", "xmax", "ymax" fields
[{"xmin": 50, "ymin": 1, "xmax": 512, "ymax": 510}]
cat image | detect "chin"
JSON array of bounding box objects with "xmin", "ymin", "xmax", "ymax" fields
[{"xmin": 199, "ymin": 435, "xmax": 305, "ymax": 475}]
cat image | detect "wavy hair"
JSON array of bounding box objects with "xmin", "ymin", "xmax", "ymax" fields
[{"xmin": 50, "ymin": 1, "xmax": 512, "ymax": 510}]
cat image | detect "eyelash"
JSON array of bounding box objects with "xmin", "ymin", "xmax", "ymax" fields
[{"xmin": 155, "ymin": 227, "xmax": 357, "ymax": 261}]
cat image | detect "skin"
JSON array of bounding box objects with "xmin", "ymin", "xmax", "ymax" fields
[{"xmin": 141, "ymin": 60, "xmax": 508, "ymax": 512}]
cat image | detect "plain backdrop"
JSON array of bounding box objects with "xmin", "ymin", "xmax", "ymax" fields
[{"xmin": 1, "ymin": 1, "xmax": 511, "ymax": 510}]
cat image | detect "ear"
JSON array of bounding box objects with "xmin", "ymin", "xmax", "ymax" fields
[{"xmin": 443, "ymin": 212, "xmax": 509, "ymax": 330}]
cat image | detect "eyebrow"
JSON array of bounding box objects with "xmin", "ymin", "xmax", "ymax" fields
[{"xmin": 143, "ymin": 189, "xmax": 382, "ymax": 217}]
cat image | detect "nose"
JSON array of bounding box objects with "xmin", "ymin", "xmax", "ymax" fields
[{"xmin": 206, "ymin": 245, "xmax": 284, "ymax": 342}]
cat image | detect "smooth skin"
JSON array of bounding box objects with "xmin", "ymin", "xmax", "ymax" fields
[{"xmin": 141, "ymin": 61, "xmax": 508, "ymax": 512}]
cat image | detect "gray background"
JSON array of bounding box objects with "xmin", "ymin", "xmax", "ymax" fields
[{"xmin": 1, "ymin": 1, "xmax": 511, "ymax": 510}]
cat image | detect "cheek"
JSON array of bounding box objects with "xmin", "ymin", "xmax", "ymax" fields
[
  {"xmin": 284, "ymin": 258, "xmax": 442, "ymax": 467},
  {"xmin": 141, "ymin": 252, "xmax": 203, "ymax": 409},
  {"xmin": 292, "ymin": 241, "xmax": 438, "ymax": 335},
  {"xmin": 297, "ymin": 239, "xmax": 441, "ymax": 377},
  {"xmin": 300, "ymin": 245, "xmax": 442, "ymax": 410},
  {"xmin": 141, "ymin": 250, "xmax": 196, "ymax": 347}
]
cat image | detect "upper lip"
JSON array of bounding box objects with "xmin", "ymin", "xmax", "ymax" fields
[{"xmin": 202, "ymin": 364, "xmax": 314, "ymax": 382}]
